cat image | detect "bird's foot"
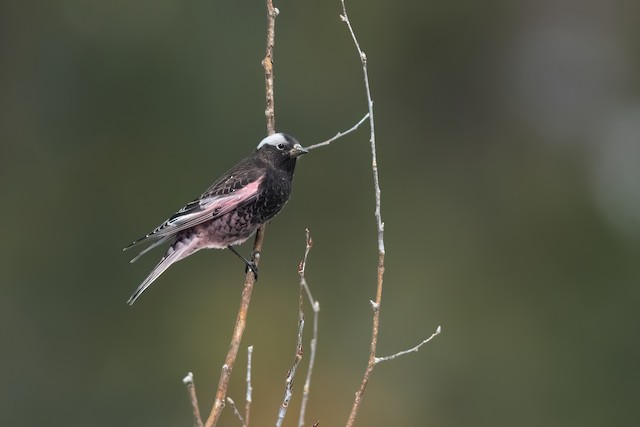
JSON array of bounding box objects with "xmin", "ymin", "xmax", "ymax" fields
[
  {"xmin": 244, "ymin": 260, "xmax": 259, "ymax": 280},
  {"xmin": 228, "ymin": 245, "xmax": 259, "ymax": 281}
]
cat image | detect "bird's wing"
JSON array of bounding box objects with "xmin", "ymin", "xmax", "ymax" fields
[{"xmin": 124, "ymin": 170, "xmax": 264, "ymax": 252}]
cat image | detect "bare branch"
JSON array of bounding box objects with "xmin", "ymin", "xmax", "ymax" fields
[
  {"xmin": 204, "ymin": 245, "xmax": 260, "ymax": 427},
  {"xmin": 339, "ymin": 1, "xmax": 386, "ymax": 426},
  {"xmin": 305, "ymin": 113, "xmax": 370, "ymax": 151},
  {"xmin": 375, "ymin": 326, "xmax": 442, "ymax": 364},
  {"xmin": 298, "ymin": 229, "xmax": 320, "ymax": 427},
  {"xmin": 338, "ymin": 3, "xmax": 441, "ymax": 425},
  {"xmin": 245, "ymin": 345, "xmax": 253, "ymax": 426},
  {"xmin": 338, "ymin": 6, "xmax": 382, "ymax": 254},
  {"xmin": 276, "ymin": 304, "xmax": 305, "ymax": 427},
  {"xmin": 204, "ymin": 1, "xmax": 278, "ymax": 424},
  {"xmin": 183, "ymin": 372, "xmax": 204, "ymax": 427},
  {"xmin": 226, "ymin": 397, "xmax": 247, "ymax": 427},
  {"xmin": 262, "ymin": 0, "xmax": 279, "ymax": 134}
]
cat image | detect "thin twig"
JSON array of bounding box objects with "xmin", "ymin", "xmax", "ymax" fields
[
  {"xmin": 183, "ymin": 372, "xmax": 204, "ymax": 427},
  {"xmin": 305, "ymin": 113, "xmax": 370, "ymax": 151},
  {"xmin": 245, "ymin": 345, "xmax": 253, "ymax": 427},
  {"xmin": 297, "ymin": 229, "xmax": 320, "ymax": 427},
  {"xmin": 375, "ymin": 326, "xmax": 442, "ymax": 364},
  {"xmin": 226, "ymin": 397, "xmax": 247, "ymax": 427},
  {"xmin": 276, "ymin": 294, "xmax": 305, "ymax": 427},
  {"xmin": 339, "ymin": 1, "xmax": 386, "ymax": 426},
  {"xmin": 203, "ymin": 2, "xmax": 278, "ymax": 425}
]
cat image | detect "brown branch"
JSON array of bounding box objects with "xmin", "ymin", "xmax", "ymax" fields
[
  {"xmin": 183, "ymin": 372, "xmax": 204, "ymax": 427},
  {"xmin": 263, "ymin": 0, "xmax": 279, "ymax": 135},
  {"xmin": 203, "ymin": 229, "xmax": 261, "ymax": 427},
  {"xmin": 204, "ymin": 2, "xmax": 278, "ymax": 424}
]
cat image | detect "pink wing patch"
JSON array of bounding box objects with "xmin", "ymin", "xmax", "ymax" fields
[
  {"xmin": 138, "ymin": 176, "xmax": 264, "ymax": 241},
  {"xmin": 199, "ymin": 177, "xmax": 263, "ymax": 213}
]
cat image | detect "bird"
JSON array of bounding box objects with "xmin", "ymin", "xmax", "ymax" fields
[{"xmin": 123, "ymin": 132, "xmax": 308, "ymax": 305}]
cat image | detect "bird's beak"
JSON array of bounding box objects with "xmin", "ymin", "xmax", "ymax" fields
[{"xmin": 291, "ymin": 143, "xmax": 309, "ymax": 157}]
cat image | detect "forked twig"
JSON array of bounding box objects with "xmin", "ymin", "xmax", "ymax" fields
[
  {"xmin": 297, "ymin": 229, "xmax": 320, "ymax": 427},
  {"xmin": 338, "ymin": 1, "xmax": 385, "ymax": 426},
  {"xmin": 204, "ymin": 2, "xmax": 278, "ymax": 425},
  {"xmin": 339, "ymin": 2, "xmax": 441, "ymax": 425},
  {"xmin": 276, "ymin": 296, "xmax": 305, "ymax": 427}
]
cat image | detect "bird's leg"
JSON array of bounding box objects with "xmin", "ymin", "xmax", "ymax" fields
[{"xmin": 227, "ymin": 245, "xmax": 258, "ymax": 280}]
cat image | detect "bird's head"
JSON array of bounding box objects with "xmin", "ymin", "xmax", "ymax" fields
[{"xmin": 256, "ymin": 133, "xmax": 308, "ymax": 163}]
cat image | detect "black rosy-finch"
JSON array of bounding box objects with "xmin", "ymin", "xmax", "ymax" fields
[{"xmin": 124, "ymin": 133, "xmax": 308, "ymax": 305}]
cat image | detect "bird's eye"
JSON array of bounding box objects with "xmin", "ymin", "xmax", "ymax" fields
[{"xmin": 277, "ymin": 143, "xmax": 285, "ymax": 150}]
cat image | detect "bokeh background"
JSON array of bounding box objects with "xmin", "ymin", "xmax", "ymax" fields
[{"xmin": 2, "ymin": 0, "xmax": 640, "ymax": 426}]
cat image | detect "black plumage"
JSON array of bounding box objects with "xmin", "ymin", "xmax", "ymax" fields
[{"xmin": 124, "ymin": 133, "xmax": 307, "ymax": 305}]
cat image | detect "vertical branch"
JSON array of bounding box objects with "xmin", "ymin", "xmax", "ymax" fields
[
  {"xmin": 263, "ymin": 0, "xmax": 279, "ymax": 135},
  {"xmin": 338, "ymin": 4, "xmax": 382, "ymax": 251},
  {"xmin": 204, "ymin": 3, "xmax": 278, "ymax": 425},
  {"xmin": 276, "ymin": 287, "xmax": 305, "ymax": 427},
  {"xmin": 183, "ymin": 372, "xmax": 204, "ymax": 427},
  {"xmin": 245, "ymin": 345, "xmax": 254, "ymax": 427},
  {"xmin": 297, "ymin": 230, "xmax": 320, "ymax": 427},
  {"xmin": 339, "ymin": 2, "xmax": 385, "ymax": 427}
]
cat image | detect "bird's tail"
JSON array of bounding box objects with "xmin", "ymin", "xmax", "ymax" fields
[
  {"xmin": 127, "ymin": 236, "xmax": 199, "ymax": 305},
  {"xmin": 127, "ymin": 235, "xmax": 172, "ymax": 264}
]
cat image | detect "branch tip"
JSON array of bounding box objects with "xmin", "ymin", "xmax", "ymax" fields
[
  {"xmin": 184, "ymin": 371, "xmax": 204, "ymax": 427},
  {"xmin": 182, "ymin": 372, "xmax": 194, "ymax": 385}
]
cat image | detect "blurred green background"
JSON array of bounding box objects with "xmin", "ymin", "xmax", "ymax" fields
[{"xmin": 2, "ymin": 0, "xmax": 640, "ymax": 426}]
